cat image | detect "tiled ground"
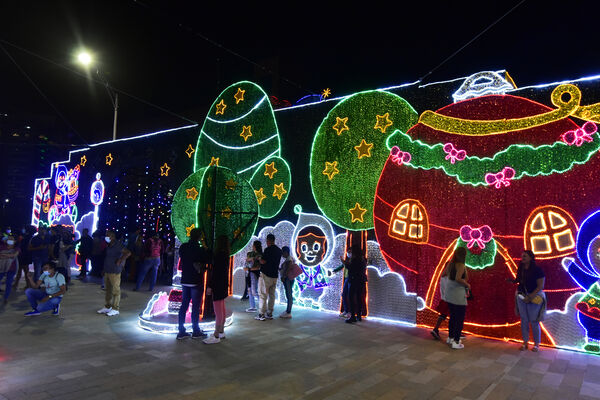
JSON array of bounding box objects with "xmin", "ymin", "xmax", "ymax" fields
[{"xmin": 0, "ymin": 278, "xmax": 599, "ymax": 400}]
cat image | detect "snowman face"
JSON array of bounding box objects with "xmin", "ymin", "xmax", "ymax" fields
[{"xmin": 296, "ymin": 232, "xmax": 327, "ymax": 267}]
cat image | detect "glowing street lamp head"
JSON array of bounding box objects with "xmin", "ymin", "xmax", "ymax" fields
[{"xmin": 76, "ymin": 51, "xmax": 93, "ymax": 67}]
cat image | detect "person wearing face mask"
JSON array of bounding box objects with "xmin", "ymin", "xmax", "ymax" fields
[
  {"xmin": 97, "ymin": 231, "xmax": 131, "ymax": 317},
  {"xmin": 24, "ymin": 261, "xmax": 65, "ymax": 315},
  {"xmin": 0, "ymin": 236, "xmax": 20, "ymax": 305}
]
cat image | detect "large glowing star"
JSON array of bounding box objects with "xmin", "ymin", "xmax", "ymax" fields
[
  {"xmin": 374, "ymin": 113, "xmax": 393, "ymax": 133},
  {"xmin": 240, "ymin": 125, "xmax": 252, "ymax": 142},
  {"xmin": 234, "ymin": 87, "xmax": 245, "ymax": 104},
  {"xmin": 349, "ymin": 203, "xmax": 367, "ymax": 223},
  {"xmin": 215, "ymin": 99, "xmax": 227, "ymax": 115},
  {"xmin": 322, "ymin": 161, "xmax": 339, "ymax": 180},
  {"xmin": 80, "ymin": 155, "xmax": 87, "ymax": 166},
  {"xmin": 332, "ymin": 117, "xmax": 349, "ymax": 136},
  {"xmin": 388, "ymin": 199, "xmax": 429, "ymax": 244},
  {"xmin": 272, "ymin": 183, "xmax": 287, "ymax": 200},
  {"xmin": 185, "ymin": 187, "xmax": 199, "ymax": 201},
  {"xmin": 185, "ymin": 144, "xmax": 195, "ymax": 158},
  {"xmin": 264, "ymin": 162, "xmax": 277, "ymax": 179},
  {"xmin": 354, "ymin": 139, "xmax": 373, "ymax": 159},
  {"xmin": 160, "ymin": 163, "xmax": 170, "ymax": 176},
  {"xmin": 105, "ymin": 153, "xmax": 113, "ymax": 165},
  {"xmin": 524, "ymin": 205, "xmax": 577, "ymax": 259},
  {"xmin": 254, "ymin": 188, "xmax": 266, "ymax": 205}
]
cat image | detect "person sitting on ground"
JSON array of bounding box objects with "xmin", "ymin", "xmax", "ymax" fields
[
  {"xmin": 279, "ymin": 246, "xmax": 294, "ymax": 319},
  {"xmin": 24, "ymin": 261, "xmax": 65, "ymax": 316},
  {"xmin": 0, "ymin": 236, "xmax": 20, "ymax": 305}
]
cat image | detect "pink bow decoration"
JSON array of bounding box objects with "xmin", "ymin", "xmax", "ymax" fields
[
  {"xmin": 390, "ymin": 146, "xmax": 411, "ymax": 166},
  {"xmin": 485, "ymin": 167, "xmax": 516, "ymax": 189},
  {"xmin": 460, "ymin": 225, "xmax": 493, "ymax": 250},
  {"xmin": 443, "ymin": 143, "xmax": 466, "ymax": 164},
  {"xmin": 561, "ymin": 121, "xmax": 597, "ymax": 147}
]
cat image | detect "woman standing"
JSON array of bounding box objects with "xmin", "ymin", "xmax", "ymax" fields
[
  {"xmin": 204, "ymin": 235, "xmax": 230, "ymax": 344},
  {"xmin": 445, "ymin": 247, "xmax": 470, "ymax": 349},
  {"xmin": 341, "ymin": 245, "xmax": 367, "ymax": 324},
  {"xmin": 244, "ymin": 240, "xmax": 262, "ymax": 313},
  {"xmin": 511, "ymin": 250, "xmax": 545, "ymax": 352}
]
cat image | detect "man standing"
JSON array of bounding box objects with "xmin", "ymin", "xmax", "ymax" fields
[
  {"xmin": 76, "ymin": 228, "xmax": 94, "ymax": 279},
  {"xmin": 256, "ymin": 233, "xmax": 282, "ymax": 321},
  {"xmin": 135, "ymin": 232, "xmax": 162, "ymax": 291},
  {"xmin": 28, "ymin": 227, "xmax": 50, "ymax": 282},
  {"xmin": 24, "ymin": 261, "xmax": 65, "ymax": 316},
  {"xmin": 97, "ymin": 231, "xmax": 131, "ymax": 317},
  {"xmin": 177, "ymin": 228, "xmax": 209, "ymax": 339}
]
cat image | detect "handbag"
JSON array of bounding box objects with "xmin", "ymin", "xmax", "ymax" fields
[{"xmin": 287, "ymin": 261, "xmax": 302, "ymax": 280}]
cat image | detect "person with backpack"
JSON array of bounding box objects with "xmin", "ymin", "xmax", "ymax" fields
[
  {"xmin": 24, "ymin": 261, "xmax": 65, "ymax": 316},
  {"xmin": 135, "ymin": 232, "xmax": 163, "ymax": 291},
  {"xmin": 444, "ymin": 247, "xmax": 470, "ymax": 349}
]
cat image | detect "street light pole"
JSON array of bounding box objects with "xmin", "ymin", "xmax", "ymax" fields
[{"xmin": 111, "ymin": 90, "xmax": 118, "ymax": 141}]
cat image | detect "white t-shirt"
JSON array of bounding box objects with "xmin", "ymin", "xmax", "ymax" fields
[{"xmin": 42, "ymin": 273, "xmax": 66, "ymax": 297}]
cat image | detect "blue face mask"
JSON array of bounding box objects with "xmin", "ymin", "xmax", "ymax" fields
[{"xmin": 41, "ymin": 271, "xmax": 49, "ymax": 277}]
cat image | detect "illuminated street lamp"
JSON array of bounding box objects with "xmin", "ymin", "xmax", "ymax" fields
[{"xmin": 76, "ymin": 49, "xmax": 118, "ymax": 141}]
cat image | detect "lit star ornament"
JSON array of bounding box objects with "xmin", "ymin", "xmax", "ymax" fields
[
  {"xmin": 185, "ymin": 224, "xmax": 195, "ymax": 236},
  {"xmin": 272, "ymin": 183, "xmax": 287, "ymax": 200},
  {"xmin": 160, "ymin": 163, "xmax": 170, "ymax": 176},
  {"xmin": 321, "ymin": 88, "xmax": 331, "ymax": 99},
  {"xmin": 209, "ymin": 157, "xmax": 220, "ymax": 166},
  {"xmin": 234, "ymin": 87, "xmax": 245, "ymax": 104},
  {"xmin": 332, "ymin": 117, "xmax": 349, "ymax": 135},
  {"xmin": 185, "ymin": 187, "xmax": 199, "ymax": 201},
  {"xmin": 185, "ymin": 144, "xmax": 195, "ymax": 158},
  {"xmin": 349, "ymin": 203, "xmax": 367, "ymax": 223},
  {"xmin": 221, "ymin": 207, "xmax": 232, "ymax": 219},
  {"xmin": 225, "ymin": 179, "xmax": 237, "ymax": 191},
  {"xmin": 322, "ymin": 161, "xmax": 339, "ymax": 180},
  {"xmin": 80, "ymin": 155, "xmax": 87, "ymax": 166},
  {"xmin": 105, "ymin": 153, "xmax": 113, "ymax": 165},
  {"xmin": 240, "ymin": 125, "xmax": 253, "ymax": 142},
  {"xmin": 354, "ymin": 139, "xmax": 374, "ymax": 159},
  {"xmin": 374, "ymin": 112, "xmax": 393, "ymax": 133},
  {"xmin": 215, "ymin": 99, "xmax": 227, "ymax": 115},
  {"xmin": 264, "ymin": 162, "xmax": 278, "ymax": 179},
  {"xmin": 234, "ymin": 227, "xmax": 245, "ymax": 239},
  {"xmin": 254, "ymin": 188, "xmax": 267, "ymax": 205}
]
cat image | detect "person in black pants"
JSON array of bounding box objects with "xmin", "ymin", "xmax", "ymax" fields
[
  {"xmin": 76, "ymin": 228, "xmax": 93, "ymax": 279},
  {"xmin": 340, "ymin": 245, "xmax": 367, "ymax": 324},
  {"xmin": 176, "ymin": 228, "xmax": 210, "ymax": 340},
  {"xmin": 445, "ymin": 247, "xmax": 470, "ymax": 350}
]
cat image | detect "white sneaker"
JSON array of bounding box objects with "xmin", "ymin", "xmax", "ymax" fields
[
  {"xmin": 451, "ymin": 341, "xmax": 464, "ymax": 349},
  {"xmin": 279, "ymin": 312, "xmax": 292, "ymax": 319},
  {"xmin": 106, "ymin": 309, "xmax": 120, "ymax": 316},
  {"xmin": 245, "ymin": 307, "xmax": 257, "ymax": 313},
  {"xmin": 446, "ymin": 337, "xmax": 452, "ymax": 344},
  {"xmin": 203, "ymin": 336, "xmax": 220, "ymax": 344},
  {"xmin": 97, "ymin": 307, "xmax": 112, "ymax": 314},
  {"xmin": 218, "ymin": 332, "xmax": 226, "ymax": 339}
]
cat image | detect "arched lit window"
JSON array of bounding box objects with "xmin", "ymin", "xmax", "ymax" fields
[
  {"xmin": 524, "ymin": 205, "xmax": 577, "ymax": 259},
  {"xmin": 388, "ymin": 199, "xmax": 429, "ymax": 244}
]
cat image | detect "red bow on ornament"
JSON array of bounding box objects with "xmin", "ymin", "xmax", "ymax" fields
[
  {"xmin": 561, "ymin": 121, "xmax": 597, "ymax": 147},
  {"xmin": 390, "ymin": 146, "xmax": 411, "ymax": 166},
  {"xmin": 485, "ymin": 167, "xmax": 516, "ymax": 189},
  {"xmin": 443, "ymin": 143, "xmax": 466, "ymax": 164},
  {"xmin": 459, "ymin": 225, "xmax": 493, "ymax": 250}
]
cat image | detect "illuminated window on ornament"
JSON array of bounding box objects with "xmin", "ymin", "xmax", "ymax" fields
[
  {"xmin": 524, "ymin": 205, "xmax": 577, "ymax": 259},
  {"xmin": 388, "ymin": 199, "xmax": 429, "ymax": 243}
]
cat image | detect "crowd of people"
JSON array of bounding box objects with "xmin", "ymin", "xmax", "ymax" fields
[{"xmin": 1, "ymin": 224, "xmax": 547, "ymax": 351}]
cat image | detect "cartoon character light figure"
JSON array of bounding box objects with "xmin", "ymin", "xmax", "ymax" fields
[{"xmin": 48, "ymin": 164, "xmax": 80, "ymax": 223}]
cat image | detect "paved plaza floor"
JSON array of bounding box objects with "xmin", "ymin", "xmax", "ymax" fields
[{"xmin": 1, "ymin": 278, "xmax": 600, "ymax": 400}]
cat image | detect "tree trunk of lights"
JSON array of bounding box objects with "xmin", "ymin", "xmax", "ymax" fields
[{"xmin": 344, "ymin": 230, "xmax": 368, "ymax": 316}]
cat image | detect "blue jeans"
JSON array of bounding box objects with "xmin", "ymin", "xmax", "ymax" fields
[
  {"xmin": 178, "ymin": 285, "xmax": 204, "ymax": 334},
  {"xmin": 32, "ymin": 257, "xmax": 45, "ymax": 282},
  {"xmin": 0, "ymin": 271, "xmax": 16, "ymax": 300},
  {"xmin": 517, "ymin": 296, "xmax": 542, "ymax": 345},
  {"xmin": 249, "ymin": 272, "xmax": 259, "ymax": 309},
  {"xmin": 136, "ymin": 257, "xmax": 160, "ymax": 291},
  {"xmin": 283, "ymin": 278, "xmax": 294, "ymax": 314},
  {"xmin": 26, "ymin": 288, "xmax": 62, "ymax": 313}
]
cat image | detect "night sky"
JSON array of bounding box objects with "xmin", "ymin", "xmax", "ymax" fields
[{"xmin": 2, "ymin": 1, "xmax": 600, "ymax": 145}]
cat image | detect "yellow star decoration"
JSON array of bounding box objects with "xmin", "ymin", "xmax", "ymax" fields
[
  {"xmin": 354, "ymin": 139, "xmax": 373, "ymax": 159},
  {"xmin": 349, "ymin": 203, "xmax": 367, "ymax": 223},
  {"xmin": 209, "ymin": 157, "xmax": 220, "ymax": 166},
  {"xmin": 80, "ymin": 155, "xmax": 87, "ymax": 166},
  {"xmin": 273, "ymin": 183, "xmax": 287, "ymax": 200},
  {"xmin": 106, "ymin": 153, "xmax": 113, "ymax": 165},
  {"xmin": 321, "ymin": 88, "xmax": 331, "ymax": 99},
  {"xmin": 215, "ymin": 99, "xmax": 227, "ymax": 115},
  {"xmin": 185, "ymin": 187, "xmax": 199, "ymax": 201},
  {"xmin": 374, "ymin": 112, "xmax": 393, "ymax": 133},
  {"xmin": 225, "ymin": 178, "xmax": 237, "ymax": 191},
  {"xmin": 240, "ymin": 125, "xmax": 252, "ymax": 142},
  {"xmin": 234, "ymin": 88, "xmax": 245, "ymax": 104},
  {"xmin": 264, "ymin": 162, "xmax": 278, "ymax": 179},
  {"xmin": 185, "ymin": 224, "xmax": 195, "ymax": 237},
  {"xmin": 254, "ymin": 188, "xmax": 267, "ymax": 205},
  {"xmin": 234, "ymin": 227, "xmax": 245, "ymax": 239},
  {"xmin": 160, "ymin": 163, "xmax": 170, "ymax": 176},
  {"xmin": 332, "ymin": 116, "xmax": 349, "ymax": 136},
  {"xmin": 206, "ymin": 203, "xmax": 212, "ymax": 217},
  {"xmin": 185, "ymin": 144, "xmax": 195, "ymax": 158},
  {"xmin": 322, "ymin": 161, "xmax": 340, "ymax": 180},
  {"xmin": 206, "ymin": 176, "xmax": 212, "ymax": 188},
  {"xmin": 221, "ymin": 207, "xmax": 232, "ymax": 219}
]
